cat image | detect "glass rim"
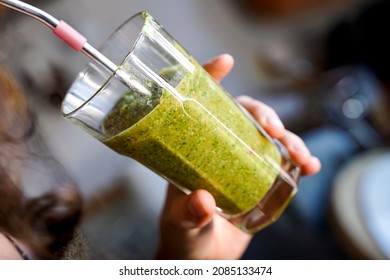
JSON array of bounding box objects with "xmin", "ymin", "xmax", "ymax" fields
[{"xmin": 61, "ymin": 11, "xmax": 149, "ymax": 118}]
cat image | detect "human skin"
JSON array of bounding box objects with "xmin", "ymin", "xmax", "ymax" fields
[
  {"xmin": 156, "ymin": 54, "xmax": 321, "ymax": 260},
  {"xmin": 0, "ymin": 233, "xmax": 24, "ymax": 259}
]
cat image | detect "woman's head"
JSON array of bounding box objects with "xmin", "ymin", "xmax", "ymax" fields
[{"xmin": 0, "ymin": 66, "xmax": 83, "ymax": 259}]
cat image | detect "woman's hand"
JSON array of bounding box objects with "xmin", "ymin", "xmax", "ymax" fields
[{"xmin": 156, "ymin": 54, "xmax": 321, "ymax": 260}]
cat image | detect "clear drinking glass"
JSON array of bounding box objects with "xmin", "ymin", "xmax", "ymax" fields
[{"xmin": 61, "ymin": 12, "xmax": 300, "ymax": 233}]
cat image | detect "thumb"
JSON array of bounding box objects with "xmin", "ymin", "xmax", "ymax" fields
[
  {"xmin": 165, "ymin": 186, "xmax": 216, "ymax": 229},
  {"xmin": 203, "ymin": 54, "xmax": 234, "ymax": 82}
]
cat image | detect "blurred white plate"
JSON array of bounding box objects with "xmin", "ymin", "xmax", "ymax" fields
[
  {"xmin": 331, "ymin": 149, "xmax": 389, "ymax": 259},
  {"xmin": 358, "ymin": 152, "xmax": 390, "ymax": 259}
]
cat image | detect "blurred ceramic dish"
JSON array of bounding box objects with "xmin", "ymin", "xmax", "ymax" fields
[
  {"xmin": 358, "ymin": 152, "xmax": 390, "ymax": 259},
  {"xmin": 331, "ymin": 149, "xmax": 389, "ymax": 259}
]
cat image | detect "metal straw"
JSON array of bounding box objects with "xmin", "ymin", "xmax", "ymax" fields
[{"xmin": 0, "ymin": 0, "xmax": 137, "ymax": 88}]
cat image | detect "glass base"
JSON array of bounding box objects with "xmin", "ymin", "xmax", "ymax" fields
[{"xmin": 222, "ymin": 163, "xmax": 301, "ymax": 234}]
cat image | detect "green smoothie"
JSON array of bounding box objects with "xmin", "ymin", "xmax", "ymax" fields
[{"xmin": 103, "ymin": 62, "xmax": 281, "ymax": 215}]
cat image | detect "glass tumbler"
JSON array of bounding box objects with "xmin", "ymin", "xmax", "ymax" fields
[{"xmin": 61, "ymin": 12, "xmax": 300, "ymax": 233}]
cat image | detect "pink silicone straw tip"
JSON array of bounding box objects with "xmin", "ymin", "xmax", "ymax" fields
[{"xmin": 53, "ymin": 20, "xmax": 86, "ymax": 51}]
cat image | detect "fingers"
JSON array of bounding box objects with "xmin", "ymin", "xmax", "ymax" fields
[
  {"xmin": 236, "ymin": 95, "xmax": 321, "ymax": 176},
  {"xmin": 236, "ymin": 95, "xmax": 285, "ymax": 138},
  {"xmin": 278, "ymin": 131, "xmax": 321, "ymax": 176},
  {"xmin": 301, "ymin": 156, "xmax": 321, "ymax": 176},
  {"xmin": 164, "ymin": 184, "xmax": 216, "ymax": 229},
  {"xmin": 203, "ymin": 54, "xmax": 234, "ymax": 82}
]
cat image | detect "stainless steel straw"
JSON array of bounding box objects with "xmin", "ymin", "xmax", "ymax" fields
[{"xmin": 0, "ymin": 0, "xmax": 134, "ymax": 86}]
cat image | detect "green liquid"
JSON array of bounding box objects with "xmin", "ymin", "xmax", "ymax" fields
[{"xmin": 103, "ymin": 63, "xmax": 281, "ymax": 215}]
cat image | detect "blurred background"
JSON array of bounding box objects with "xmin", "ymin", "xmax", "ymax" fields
[{"xmin": 1, "ymin": 0, "xmax": 389, "ymax": 259}]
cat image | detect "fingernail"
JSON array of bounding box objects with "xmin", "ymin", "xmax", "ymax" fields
[
  {"xmin": 187, "ymin": 196, "xmax": 207, "ymax": 219},
  {"xmin": 236, "ymin": 95, "xmax": 253, "ymax": 104},
  {"xmin": 289, "ymin": 143, "xmax": 305, "ymax": 153},
  {"xmin": 263, "ymin": 117, "xmax": 284, "ymax": 129},
  {"xmin": 206, "ymin": 54, "xmax": 223, "ymax": 64},
  {"xmin": 181, "ymin": 200, "xmax": 206, "ymax": 229}
]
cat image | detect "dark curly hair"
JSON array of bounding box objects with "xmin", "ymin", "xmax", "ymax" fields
[{"xmin": 0, "ymin": 66, "xmax": 83, "ymax": 259}]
